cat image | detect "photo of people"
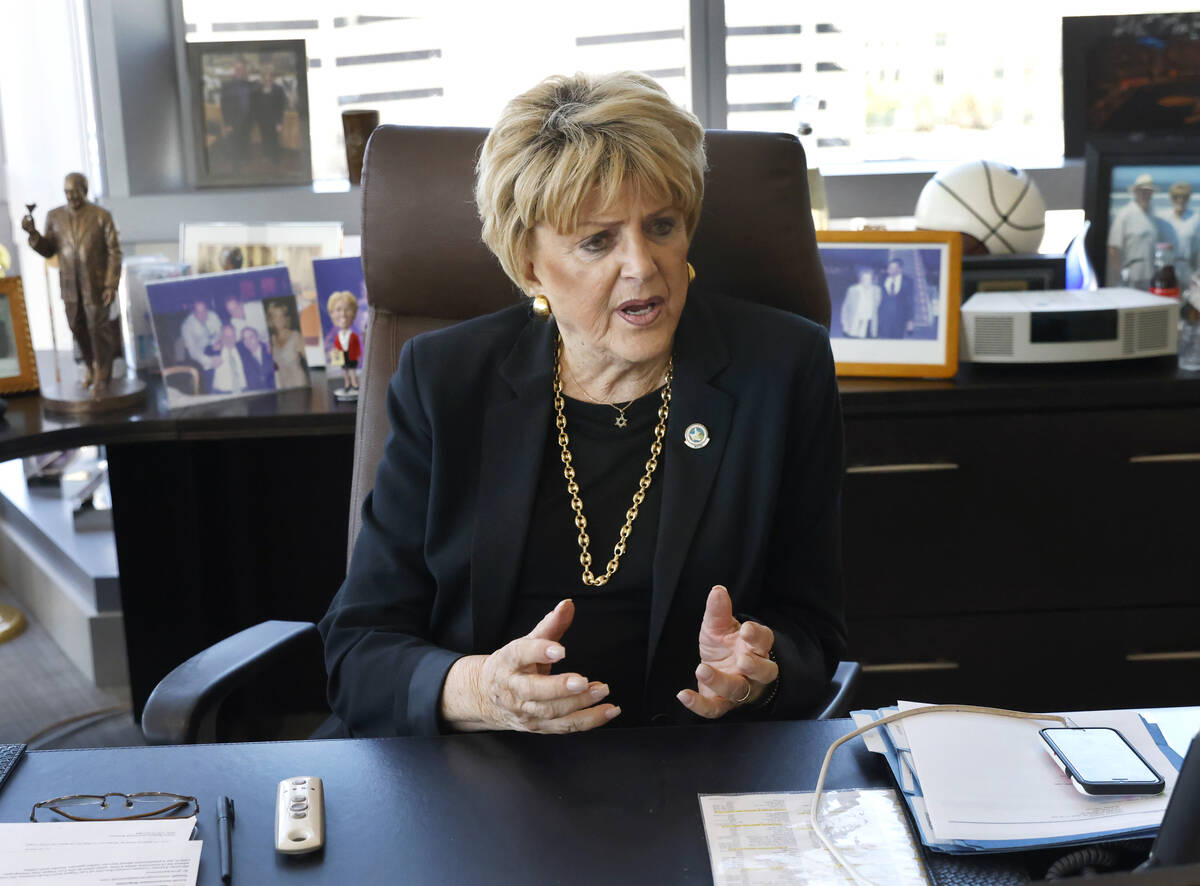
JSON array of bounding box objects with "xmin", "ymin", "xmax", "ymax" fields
[
  {"xmin": 1106, "ymin": 164, "xmax": 1200, "ymax": 290},
  {"xmin": 818, "ymin": 236, "xmax": 958, "ymax": 377},
  {"xmin": 313, "ymin": 256, "xmax": 368, "ymax": 399},
  {"xmin": 187, "ymin": 40, "xmax": 312, "ymax": 187},
  {"xmin": 264, "ymin": 296, "xmax": 309, "ymax": 389},
  {"xmin": 195, "ymin": 244, "xmax": 276, "ymax": 274},
  {"xmin": 181, "ymin": 223, "xmax": 343, "ymax": 367},
  {"xmin": 823, "ymin": 246, "xmax": 943, "ymax": 342},
  {"xmin": 145, "ymin": 265, "xmax": 309, "ymax": 407}
]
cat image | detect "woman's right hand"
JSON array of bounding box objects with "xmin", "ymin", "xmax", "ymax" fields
[{"xmin": 439, "ymin": 599, "xmax": 620, "ymax": 733}]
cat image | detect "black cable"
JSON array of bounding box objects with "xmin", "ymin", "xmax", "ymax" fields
[{"xmin": 1044, "ymin": 847, "xmax": 1121, "ymax": 879}]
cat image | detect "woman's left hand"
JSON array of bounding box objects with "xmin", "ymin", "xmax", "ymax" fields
[{"xmin": 676, "ymin": 585, "xmax": 778, "ymax": 718}]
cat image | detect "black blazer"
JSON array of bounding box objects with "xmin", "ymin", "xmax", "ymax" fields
[{"xmin": 319, "ymin": 290, "xmax": 846, "ymax": 737}]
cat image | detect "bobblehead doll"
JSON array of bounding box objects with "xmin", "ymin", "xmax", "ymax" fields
[{"xmin": 327, "ymin": 290, "xmax": 362, "ymax": 400}]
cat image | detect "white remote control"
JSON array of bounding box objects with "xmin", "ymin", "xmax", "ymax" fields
[{"xmin": 275, "ymin": 776, "xmax": 324, "ymax": 854}]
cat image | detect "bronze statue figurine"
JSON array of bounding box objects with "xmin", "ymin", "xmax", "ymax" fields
[{"xmin": 22, "ymin": 173, "xmax": 123, "ymax": 397}]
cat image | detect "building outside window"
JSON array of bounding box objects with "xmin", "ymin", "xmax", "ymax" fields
[{"xmin": 724, "ymin": 0, "xmax": 1198, "ymax": 170}]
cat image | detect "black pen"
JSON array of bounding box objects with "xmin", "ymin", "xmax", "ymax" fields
[{"xmin": 216, "ymin": 795, "xmax": 235, "ymax": 882}]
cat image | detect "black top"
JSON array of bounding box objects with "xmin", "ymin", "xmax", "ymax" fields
[
  {"xmin": 320, "ymin": 292, "xmax": 847, "ymax": 738},
  {"xmin": 504, "ymin": 389, "xmax": 666, "ymax": 727}
]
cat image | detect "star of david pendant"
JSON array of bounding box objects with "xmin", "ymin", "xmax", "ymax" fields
[{"xmin": 614, "ymin": 414, "xmax": 628, "ymax": 428}]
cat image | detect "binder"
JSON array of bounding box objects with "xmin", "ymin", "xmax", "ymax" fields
[{"xmin": 850, "ymin": 704, "xmax": 1186, "ymax": 855}]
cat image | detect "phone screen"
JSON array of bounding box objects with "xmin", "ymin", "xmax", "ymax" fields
[{"xmin": 1042, "ymin": 728, "xmax": 1160, "ymax": 784}]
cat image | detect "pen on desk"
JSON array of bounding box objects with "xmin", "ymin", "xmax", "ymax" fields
[{"xmin": 217, "ymin": 795, "xmax": 235, "ymax": 882}]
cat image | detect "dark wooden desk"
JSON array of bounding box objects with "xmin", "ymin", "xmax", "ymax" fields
[
  {"xmin": 0, "ymin": 719, "xmax": 886, "ymax": 885},
  {"xmin": 3, "ymin": 358, "xmax": 1199, "ymax": 718}
]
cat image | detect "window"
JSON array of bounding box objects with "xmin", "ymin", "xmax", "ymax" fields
[
  {"xmin": 181, "ymin": 0, "xmax": 690, "ymax": 181},
  {"xmin": 723, "ymin": 0, "xmax": 1198, "ymax": 170}
]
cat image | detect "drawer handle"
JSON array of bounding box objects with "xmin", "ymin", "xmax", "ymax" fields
[
  {"xmin": 862, "ymin": 661, "xmax": 960, "ymax": 674},
  {"xmin": 1129, "ymin": 453, "xmax": 1200, "ymax": 464},
  {"xmin": 846, "ymin": 462, "xmax": 959, "ymax": 475},
  {"xmin": 1126, "ymin": 651, "xmax": 1200, "ymax": 662}
]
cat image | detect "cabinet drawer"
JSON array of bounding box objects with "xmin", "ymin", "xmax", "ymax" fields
[
  {"xmin": 843, "ymin": 407, "xmax": 1200, "ymax": 616},
  {"xmin": 847, "ymin": 606, "xmax": 1200, "ymax": 712}
]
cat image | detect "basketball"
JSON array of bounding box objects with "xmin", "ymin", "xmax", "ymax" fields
[{"xmin": 915, "ymin": 160, "xmax": 1046, "ymax": 255}]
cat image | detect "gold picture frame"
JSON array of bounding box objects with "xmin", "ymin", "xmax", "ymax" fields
[
  {"xmin": 817, "ymin": 230, "xmax": 962, "ymax": 379},
  {"xmin": 0, "ymin": 277, "xmax": 39, "ymax": 394}
]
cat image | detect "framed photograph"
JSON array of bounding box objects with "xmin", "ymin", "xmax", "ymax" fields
[
  {"xmin": 180, "ymin": 222, "xmax": 343, "ymax": 367},
  {"xmin": 1084, "ymin": 138, "xmax": 1200, "ymax": 292},
  {"xmin": 962, "ymin": 254, "xmax": 1066, "ymax": 305},
  {"xmin": 0, "ymin": 277, "xmax": 38, "ymax": 394},
  {"xmin": 818, "ymin": 230, "xmax": 961, "ymax": 378},
  {"xmin": 1064, "ymin": 14, "xmax": 1200, "ymax": 158},
  {"xmin": 186, "ymin": 39, "xmax": 312, "ymax": 187},
  {"xmin": 145, "ymin": 265, "xmax": 310, "ymax": 408},
  {"xmin": 312, "ymin": 256, "xmax": 367, "ymax": 368}
]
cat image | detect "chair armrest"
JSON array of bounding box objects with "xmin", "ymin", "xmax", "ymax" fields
[
  {"xmin": 142, "ymin": 621, "xmax": 320, "ymax": 745},
  {"xmin": 814, "ymin": 661, "xmax": 861, "ymax": 721}
]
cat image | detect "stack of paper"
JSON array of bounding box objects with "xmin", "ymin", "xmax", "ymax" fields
[
  {"xmin": 0, "ymin": 817, "xmax": 200, "ymax": 884},
  {"xmin": 851, "ymin": 702, "xmax": 1184, "ymax": 854}
]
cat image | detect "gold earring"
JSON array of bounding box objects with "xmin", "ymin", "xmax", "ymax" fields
[
  {"xmin": 531, "ymin": 294, "xmax": 552, "ymax": 318},
  {"xmin": 687, "ymin": 262, "xmax": 696, "ymax": 283}
]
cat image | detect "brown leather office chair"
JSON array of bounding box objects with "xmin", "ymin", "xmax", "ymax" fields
[{"xmin": 141, "ymin": 126, "xmax": 855, "ymax": 744}]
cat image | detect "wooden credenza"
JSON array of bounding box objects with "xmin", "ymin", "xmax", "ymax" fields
[{"xmin": 840, "ymin": 358, "xmax": 1200, "ymax": 712}]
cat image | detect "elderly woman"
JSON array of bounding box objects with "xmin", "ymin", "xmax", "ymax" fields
[{"xmin": 319, "ymin": 71, "xmax": 845, "ymax": 737}]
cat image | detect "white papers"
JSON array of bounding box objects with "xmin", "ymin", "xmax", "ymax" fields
[
  {"xmin": 0, "ymin": 818, "xmax": 200, "ymax": 885},
  {"xmin": 898, "ymin": 702, "xmax": 1177, "ymax": 844},
  {"xmin": 699, "ymin": 789, "xmax": 929, "ymax": 886}
]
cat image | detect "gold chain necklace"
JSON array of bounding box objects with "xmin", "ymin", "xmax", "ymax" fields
[{"xmin": 553, "ymin": 336, "xmax": 672, "ymax": 587}]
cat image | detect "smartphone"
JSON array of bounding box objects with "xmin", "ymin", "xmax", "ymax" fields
[{"xmin": 1040, "ymin": 727, "xmax": 1165, "ymax": 796}]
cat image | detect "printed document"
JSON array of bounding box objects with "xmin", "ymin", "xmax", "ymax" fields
[
  {"xmin": 699, "ymin": 788, "xmax": 929, "ymax": 885},
  {"xmin": 0, "ymin": 818, "xmax": 200, "ymax": 885}
]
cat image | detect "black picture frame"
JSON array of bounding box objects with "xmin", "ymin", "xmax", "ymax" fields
[
  {"xmin": 186, "ymin": 39, "xmax": 313, "ymax": 188},
  {"xmin": 961, "ymin": 254, "xmax": 1066, "ymax": 305},
  {"xmin": 1064, "ymin": 13, "xmax": 1200, "ymax": 159},
  {"xmin": 1084, "ymin": 137, "xmax": 1200, "ymax": 290}
]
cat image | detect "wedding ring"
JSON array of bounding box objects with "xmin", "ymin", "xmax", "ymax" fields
[{"xmin": 734, "ymin": 681, "xmax": 753, "ymax": 704}]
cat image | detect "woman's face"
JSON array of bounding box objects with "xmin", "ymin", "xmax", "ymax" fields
[
  {"xmin": 858, "ymin": 271, "xmax": 874, "ymax": 286},
  {"xmin": 526, "ymin": 184, "xmax": 689, "ymax": 372},
  {"xmin": 268, "ymin": 305, "xmax": 288, "ymax": 331},
  {"xmin": 330, "ymin": 300, "xmax": 356, "ymax": 330}
]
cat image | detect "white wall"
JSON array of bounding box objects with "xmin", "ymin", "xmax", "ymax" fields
[{"xmin": 0, "ymin": 0, "xmax": 100, "ymax": 351}]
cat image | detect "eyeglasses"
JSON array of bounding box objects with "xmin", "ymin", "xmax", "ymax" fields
[{"xmin": 30, "ymin": 792, "xmax": 199, "ymax": 823}]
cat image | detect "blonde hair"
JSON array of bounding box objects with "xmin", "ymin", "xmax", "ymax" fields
[
  {"xmin": 476, "ymin": 71, "xmax": 706, "ymax": 295},
  {"xmin": 326, "ymin": 290, "xmax": 359, "ymax": 319}
]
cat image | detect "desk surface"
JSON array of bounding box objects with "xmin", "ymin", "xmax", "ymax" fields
[
  {"xmin": 0, "ymin": 719, "xmax": 883, "ymax": 885},
  {"xmin": 0, "ymin": 365, "xmax": 357, "ymax": 463},
  {"xmin": 0, "ymin": 355, "xmax": 1196, "ymax": 463}
]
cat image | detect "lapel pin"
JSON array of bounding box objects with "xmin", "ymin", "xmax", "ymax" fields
[{"xmin": 684, "ymin": 422, "xmax": 709, "ymax": 449}]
